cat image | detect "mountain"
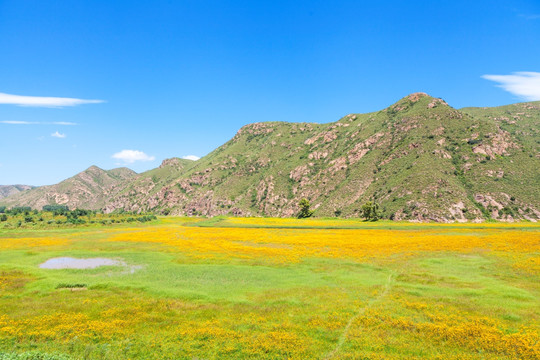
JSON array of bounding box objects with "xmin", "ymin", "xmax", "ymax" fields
[
  {"xmin": 103, "ymin": 157, "xmax": 197, "ymax": 213},
  {"xmin": 0, "ymin": 185, "xmax": 34, "ymax": 199},
  {"xmin": 2, "ymin": 93, "xmax": 539, "ymax": 222},
  {"xmin": 105, "ymin": 93, "xmax": 539, "ymax": 222},
  {"xmin": 0, "ymin": 166, "xmax": 137, "ymax": 210}
]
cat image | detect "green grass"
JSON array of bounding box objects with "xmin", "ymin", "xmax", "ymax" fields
[{"xmin": 0, "ymin": 245, "xmax": 391, "ymax": 303}]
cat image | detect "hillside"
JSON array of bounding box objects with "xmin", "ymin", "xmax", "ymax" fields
[
  {"xmin": 106, "ymin": 93, "xmax": 539, "ymax": 222},
  {"xmin": 0, "ymin": 185, "xmax": 34, "ymax": 199},
  {"xmin": 3, "ymin": 93, "xmax": 539, "ymax": 222},
  {"xmin": 103, "ymin": 157, "xmax": 197, "ymax": 213},
  {"xmin": 0, "ymin": 166, "xmax": 137, "ymax": 210}
]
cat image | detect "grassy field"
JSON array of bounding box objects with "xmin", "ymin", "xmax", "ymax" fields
[{"xmin": 0, "ymin": 217, "xmax": 539, "ymax": 359}]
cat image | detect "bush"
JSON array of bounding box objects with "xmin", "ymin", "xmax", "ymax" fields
[
  {"xmin": 9, "ymin": 207, "xmax": 32, "ymax": 215},
  {"xmin": 55, "ymin": 283, "xmax": 87, "ymax": 289}
]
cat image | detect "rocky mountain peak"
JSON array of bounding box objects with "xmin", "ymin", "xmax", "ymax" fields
[
  {"xmin": 388, "ymin": 93, "xmax": 450, "ymax": 114},
  {"xmin": 84, "ymin": 165, "xmax": 105, "ymax": 173},
  {"xmin": 160, "ymin": 158, "xmax": 182, "ymax": 168},
  {"xmin": 407, "ymin": 92, "xmax": 430, "ymax": 101}
]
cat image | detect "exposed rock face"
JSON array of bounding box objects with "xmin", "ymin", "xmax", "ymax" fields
[
  {"xmin": 159, "ymin": 158, "xmax": 183, "ymax": 168},
  {"xmin": 3, "ymin": 93, "xmax": 539, "ymax": 222},
  {"xmin": 472, "ymin": 129, "xmax": 519, "ymax": 158},
  {"xmin": 408, "ymin": 92, "xmax": 428, "ymax": 102}
]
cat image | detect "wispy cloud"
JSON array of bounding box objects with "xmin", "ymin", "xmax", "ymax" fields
[
  {"xmin": 0, "ymin": 120, "xmax": 35, "ymax": 124},
  {"xmin": 482, "ymin": 72, "xmax": 540, "ymax": 101},
  {"xmin": 51, "ymin": 131, "xmax": 66, "ymax": 138},
  {"xmin": 182, "ymin": 155, "xmax": 200, "ymax": 161},
  {"xmin": 0, "ymin": 92, "xmax": 104, "ymax": 108},
  {"xmin": 53, "ymin": 122, "xmax": 77, "ymax": 125},
  {"xmin": 112, "ymin": 150, "xmax": 155, "ymax": 164},
  {"xmin": 0, "ymin": 121, "xmax": 77, "ymax": 125}
]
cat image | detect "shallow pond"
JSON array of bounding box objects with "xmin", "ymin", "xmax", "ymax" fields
[{"xmin": 39, "ymin": 257, "xmax": 126, "ymax": 269}]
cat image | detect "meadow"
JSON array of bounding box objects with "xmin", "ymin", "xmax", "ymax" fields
[{"xmin": 0, "ymin": 217, "xmax": 538, "ymax": 359}]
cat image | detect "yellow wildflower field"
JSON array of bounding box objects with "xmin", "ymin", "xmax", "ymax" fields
[{"xmin": 0, "ymin": 217, "xmax": 538, "ymax": 359}]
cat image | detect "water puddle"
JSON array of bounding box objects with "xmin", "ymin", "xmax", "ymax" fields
[{"xmin": 39, "ymin": 257, "xmax": 126, "ymax": 269}]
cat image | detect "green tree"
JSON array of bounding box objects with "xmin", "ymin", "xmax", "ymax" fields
[
  {"xmin": 0, "ymin": 214, "xmax": 7, "ymax": 221},
  {"xmin": 361, "ymin": 201, "xmax": 380, "ymax": 221},
  {"xmin": 297, "ymin": 198, "xmax": 314, "ymax": 219}
]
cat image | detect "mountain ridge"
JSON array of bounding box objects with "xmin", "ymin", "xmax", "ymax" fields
[
  {"xmin": 0, "ymin": 185, "xmax": 35, "ymax": 200},
  {"xmin": 0, "ymin": 166, "xmax": 137, "ymax": 210},
  {"xmin": 2, "ymin": 93, "xmax": 539, "ymax": 222}
]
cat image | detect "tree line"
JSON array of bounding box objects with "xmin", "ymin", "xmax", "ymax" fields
[
  {"xmin": 297, "ymin": 199, "xmax": 380, "ymax": 221},
  {"xmin": 0, "ymin": 205, "xmax": 157, "ymax": 226}
]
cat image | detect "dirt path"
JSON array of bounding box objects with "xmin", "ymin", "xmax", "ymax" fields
[{"xmin": 323, "ymin": 272, "xmax": 395, "ymax": 360}]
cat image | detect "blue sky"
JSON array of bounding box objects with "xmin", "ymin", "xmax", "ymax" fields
[{"xmin": 1, "ymin": 0, "xmax": 539, "ymax": 185}]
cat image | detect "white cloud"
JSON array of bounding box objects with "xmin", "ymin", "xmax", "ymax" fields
[
  {"xmin": 51, "ymin": 131, "xmax": 66, "ymax": 138},
  {"xmin": 182, "ymin": 155, "xmax": 200, "ymax": 161},
  {"xmin": 482, "ymin": 72, "xmax": 540, "ymax": 101},
  {"xmin": 52, "ymin": 122, "xmax": 77, "ymax": 126},
  {"xmin": 0, "ymin": 120, "xmax": 36, "ymax": 124},
  {"xmin": 112, "ymin": 150, "xmax": 155, "ymax": 164},
  {"xmin": 0, "ymin": 92, "xmax": 104, "ymax": 108},
  {"xmin": 0, "ymin": 120, "xmax": 78, "ymax": 125}
]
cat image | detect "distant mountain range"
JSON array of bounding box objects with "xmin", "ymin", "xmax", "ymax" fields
[
  {"xmin": 0, "ymin": 185, "xmax": 35, "ymax": 199},
  {"xmin": 2, "ymin": 93, "xmax": 539, "ymax": 222},
  {"xmin": 0, "ymin": 166, "xmax": 135, "ymax": 210}
]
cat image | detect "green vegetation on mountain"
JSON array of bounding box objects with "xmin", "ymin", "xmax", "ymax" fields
[
  {"xmin": 107, "ymin": 93, "xmax": 540, "ymax": 222},
  {"xmin": 2, "ymin": 93, "xmax": 539, "ymax": 222}
]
